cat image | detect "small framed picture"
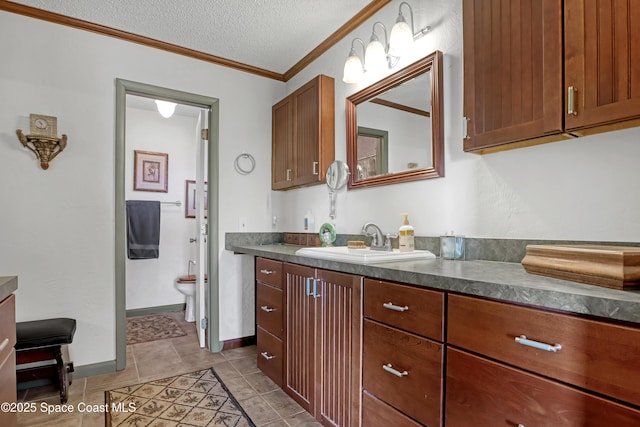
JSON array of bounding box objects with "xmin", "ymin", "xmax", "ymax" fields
[
  {"xmin": 185, "ymin": 180, "xmax": 208, "ymax": 218},
  {"xmin": 134, "ymin": 150, "xmax": 168, "ymax": 192}
]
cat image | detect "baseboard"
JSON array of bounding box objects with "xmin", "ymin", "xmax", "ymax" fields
[
  {"xmin": 73, "ymin": 360, "xmax": 117, "ymax": 379},
  {"xmin": 222, "ymin": 335, "xmax": 256, "ymax": 350},
  {"xmin": 126, "ymin": 303, "xmax": 186, "ymax": 317}
]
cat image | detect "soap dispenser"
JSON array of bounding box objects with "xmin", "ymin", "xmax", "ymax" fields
[{"xmin": 399, "ymin": 213, "xmax": 415, "ymax": 252}]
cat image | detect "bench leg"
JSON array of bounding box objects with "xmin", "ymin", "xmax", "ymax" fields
[{"xmin": 54, "ymin": 347, "xmax": 69, "ymax": 404}]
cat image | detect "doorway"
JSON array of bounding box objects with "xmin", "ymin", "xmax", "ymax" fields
[{"xmin": 115, "ymin": 79, "xmax": 222, "ymax": 371}]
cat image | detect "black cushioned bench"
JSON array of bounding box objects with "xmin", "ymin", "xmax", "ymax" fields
[{"xmin": 15, "ymin": 318, "xmax": 76, "ymax": 403}]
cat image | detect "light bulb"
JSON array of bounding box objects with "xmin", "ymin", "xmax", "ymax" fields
[{"xmin": 365, "ymin": 39, "xmax": 387, "ymax": 73}]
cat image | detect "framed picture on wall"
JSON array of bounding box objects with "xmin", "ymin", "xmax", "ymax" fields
[
  {"xmin": 185, "ymin": 180, "xmax": 208, "ymax": 218},
  {"xmin": 134, "ymin": 150, "xmax": 168, "ymax": 192}
]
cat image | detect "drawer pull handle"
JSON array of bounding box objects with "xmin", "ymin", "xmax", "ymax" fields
[
  {"xmin": 383, "ymin": 363, "xmax": 408, "ymax": 377},
  {"xmin": 515, "ymin": 335, "xmax": 562, "ymax": 353},
  {"xmin": 260, "ymin": 269, "xmax": 276, "ymax": 275},
  {"xmin": 261, "ymin": 352, "xmax": 276, "ymax": 360},
  {"xmin": 260, "ymin": 305, "xmax": 276, "ymax": 313},
  {"xmin": 383, "ymin": 302, "xmax": 409, "ymax": 312},
  {"xmin": 0, "ymin": 338, "xmax": 8, "ymax": 352}
]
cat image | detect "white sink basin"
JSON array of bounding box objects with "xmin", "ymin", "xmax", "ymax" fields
[{"xmin": 295, "ymin": 246, "xmax": 436, "ymax": 265}]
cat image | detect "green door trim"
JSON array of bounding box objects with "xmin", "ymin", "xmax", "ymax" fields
[{"xmin": 114, "ymin": 79, "xmax": 222, "ymax": 370}]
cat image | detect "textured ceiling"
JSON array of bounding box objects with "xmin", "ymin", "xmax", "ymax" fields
[{"xmin": 9, "ymin": 0, "xmax": 373, "ymax": 75}]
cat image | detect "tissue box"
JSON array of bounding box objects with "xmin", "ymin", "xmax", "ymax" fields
[{"xmin": 521, "ymin": 244, "xmax": 640, "ymax": 290}]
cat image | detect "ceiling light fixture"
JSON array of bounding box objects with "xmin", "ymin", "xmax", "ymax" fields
[
  {"xmin": 343, "ymin": 1, "xmax": 431, "ymax": 84},
  {"xmin": 155, "ymin": 100, "xmax": 177, "ymax": 118}
]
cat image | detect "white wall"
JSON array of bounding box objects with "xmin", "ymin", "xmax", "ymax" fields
[
  {"xmin": 124, "ymin": 106, "xmax": 200, "ymax": 311},
  {"xmin": 0, "ymin": 11, "xmax": 282, "ymax": 367},
  {"xmin": 277, "ymin": 0, "xmax": 640, "ymax": 244}
]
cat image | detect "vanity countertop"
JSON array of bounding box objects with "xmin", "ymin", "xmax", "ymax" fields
[
  {"xmin": 227, "ymin": 243, "xmax": 640, "ymax": 325},
  {"xmin": 0, "ymin": 276, "xmax": 18, "ymax": 302}
]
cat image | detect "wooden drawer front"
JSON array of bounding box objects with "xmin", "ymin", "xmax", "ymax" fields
[
  {"xmin": 257, "ymin": 283, "xmax": 283, "ymax": 338},
  {"xmin": 257, "ymin": 326, "xmax": 283, "ymax": 387},
  {"xmin": 448, "ymin": 294, "xmax": 640, "ymax": 407},
  {"xmin": 0, "ymin": 349, "xmax": 17, "ymax": 427},
  {"xmin": 363, "ymin": 319, "xmax": 443, "ymax": 427},
  {"xmin": 364, "ymin": 278, "xmax": 443, "ymax": 340},
  {"xmin": 446, "ymin": 348, "xmax": 640, "ymax": 426},
  {"xmin": 0, "ymin": 295, "xmax": 16, "ymax": 366},
  {"xmin": 362, "ymin": 391, "xmax": 423, "ymax": 427},
  {"xmin": 256, "ymin": 258, "xmax": 283, "ymax": 288}
]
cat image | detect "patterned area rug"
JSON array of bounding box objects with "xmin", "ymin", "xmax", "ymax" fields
[
  {"xmin": 126, "ymin": 314, "xmax": 187, "ymax": 345},
  {"xmin": 105, "ymin": 368, "xmax": 255, "ymax": 427}
]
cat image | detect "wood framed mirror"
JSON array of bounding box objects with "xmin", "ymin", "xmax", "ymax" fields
[{"xmin": 346, "ymin": 50, "xmax": 443, "ymax": 189}]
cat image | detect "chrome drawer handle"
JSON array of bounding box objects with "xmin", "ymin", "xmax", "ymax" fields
[
  {"xmin": 260, "ymin": 269, "xmax": 276, "ymax": 275},
  {"xmin": 260, "ymin": 305, "xmax": 276, "ymax": 313},
  {"xmin": 0, "ymin": 338, "xmax": 8, "ymax": 352},
  {"xmin": 515, "ymin": 335, "xmax": 562, "ymax": 353},
  {"xmin": 261, "ymin": 351, "xmax": 276, "ymax": 360},
  {"xmin": 383, "ymin": 302, "xmax": 409, "ymax": 312},
  {"xmin": 383, "ymin": 363, "xmax": 408, "ymax": 377}
]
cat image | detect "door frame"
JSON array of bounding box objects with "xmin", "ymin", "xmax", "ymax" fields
[{"xmin": 114, "ymin": 79, "xmax": 222, "ymax": 370}]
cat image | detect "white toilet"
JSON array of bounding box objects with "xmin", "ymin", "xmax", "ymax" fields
[{"xmin": 175, "ymin": 277, "xmax": 196, "ymax": 322}]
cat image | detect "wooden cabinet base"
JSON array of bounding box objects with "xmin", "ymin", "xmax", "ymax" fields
[{"xmin": 256, "ymin": 327, "xmax": 283, "ymax": 387}]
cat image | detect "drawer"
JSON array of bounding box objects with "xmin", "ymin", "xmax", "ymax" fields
[
  {"xmin": 364, "ymin": 278, "xmax": 443, "ymax": 341},
  {"xmin": 0, "ymin": 295, "xmax": 16, "ymax": 366},
  {"xmin": 256, "ymin": 282, "xmax": 283, "ymax": 338},
  {"xmin": 0, "ymin": 349, "xmax": 17, "ymax": 427},
  {"xmin": 363, "ymin": 319, "xmax": 443, "ymax": 427},
  {"xmin": 256, "ymin": 258, "xmax": 283, "ymax": 289},
  {"xmin": 446, "ymin": 348, "xmax": 640, "ymax": 426},
  {"xmin": 257, "ymin": 326, "xmax": 283, "ymax": 387},
  {"xmin": 448, "ymin": 294, "xmax": 640, "ymax": 407},
  {"xmin": 362, "ymin": 391, "xmax": 423, "ymax": 427}
]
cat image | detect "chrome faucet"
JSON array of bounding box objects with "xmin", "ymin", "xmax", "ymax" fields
[{"xmin": 361, "ymin": 222, "xmax": 397, "ymax": 251}]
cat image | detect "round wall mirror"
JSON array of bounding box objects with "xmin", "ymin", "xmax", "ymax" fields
[{"xmin": 326, "ymin": 160, "xmax": 350, "ymax": 190}]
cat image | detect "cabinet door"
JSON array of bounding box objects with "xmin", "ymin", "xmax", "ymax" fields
[
  {"xmin": 565, "ymin": 0, "xmax": 640, "ymax": 132},
  {"xmin": 316, "ymin": 269, "xmax": 362, "ymax": 427},
  {"xmin": 292, "ymin": 75, "xmax": 334, "ymax": 187},
  {"xmin": 272, "ymin": 97, "xmax": 293, "ymax": 190},
  {"xmin": 463, "ymin": 0, "xmax": 563, "ymax": 152},
  {"xmin": 283, "ymin": 263, "xmax": 316, "ymax": 413}
]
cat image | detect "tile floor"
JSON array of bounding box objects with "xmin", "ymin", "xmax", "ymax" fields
[{"xmin": 17, "ymin": 311, "xmax": 321, "ymax": 427}]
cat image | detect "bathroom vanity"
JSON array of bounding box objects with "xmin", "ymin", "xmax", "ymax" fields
[
  {"xmin": 228, "ymin": 239, "xmax": 640, "ymax": 426},
  {"xmin": 0, "ymin": 276, "xmax": 18, "ymax": 427}
]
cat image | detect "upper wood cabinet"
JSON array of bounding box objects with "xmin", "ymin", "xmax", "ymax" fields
[
  {"xmin": 272, "ymin": 75, "xmax": 335, "ymax": 190},
  {"xmin": 565, "ymin": 0, "xmax": 640, "ymax": 134},
  {"xmin": 463, "ymin": 0, "xmax": 640, "ymax": 153}
]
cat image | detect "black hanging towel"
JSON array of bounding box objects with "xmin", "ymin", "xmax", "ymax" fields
[{"xmin": 126, "ymin": 200, "xmax": 160, "ymax": 259}]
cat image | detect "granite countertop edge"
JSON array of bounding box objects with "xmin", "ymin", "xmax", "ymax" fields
[
  {"xmin": 227, "ymin": 244, "xmax": 640, "ymax": 325},
  {"xmin": 0, "ymin": 276, "xmax": 18, "ymax": 302}
]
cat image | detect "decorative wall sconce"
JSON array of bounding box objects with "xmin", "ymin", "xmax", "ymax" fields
[
  {"xmin": 343, "ymin": 1, "xmax": 431, "ymax": 83},
  {"xmin": 16, "ymin": 114, "xmax": 67, "ymax": 170}
]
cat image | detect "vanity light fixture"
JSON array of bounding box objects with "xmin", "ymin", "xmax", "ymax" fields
[
  {"xmin": 155, "ymin": 100, "xmax": 177, "ymax": 118},
  {"xmin": 365, "ymin": 22, "xmax": 394, "ymax": 73},
  {"xmin": 343, "ymin": 1, "xmax": 431, "ymax": 84},
  {"xmin": 343, "ymin": 38, "xmax": 366, "ymax": 84}
]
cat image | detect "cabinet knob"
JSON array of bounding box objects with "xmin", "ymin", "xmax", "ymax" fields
[
  {"xmin": 0, "ymin": 338, "xmax": 9, "ymax": 352},
  {"xmin": 260, "ymin": 269, "xmax": 275, "ymax": 275},
  {"xmin": 312, "ymin": 161, "xmax": 319, "ymax": 175},
  {"xmin": 260, "ymin": 351, "xmax": 276, "ymax": 360},
  {"xmin": 260, "ymin": 305, "xmax": 276, "ymax": 313},
  {"xmin": 286, "ymin": 168, "xmax": 292, "ymax": 181}
]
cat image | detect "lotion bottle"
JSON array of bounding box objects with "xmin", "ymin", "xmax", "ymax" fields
[{"xmin": 399, "ymin": 213, "xmax": 415, "ymax": 252}]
